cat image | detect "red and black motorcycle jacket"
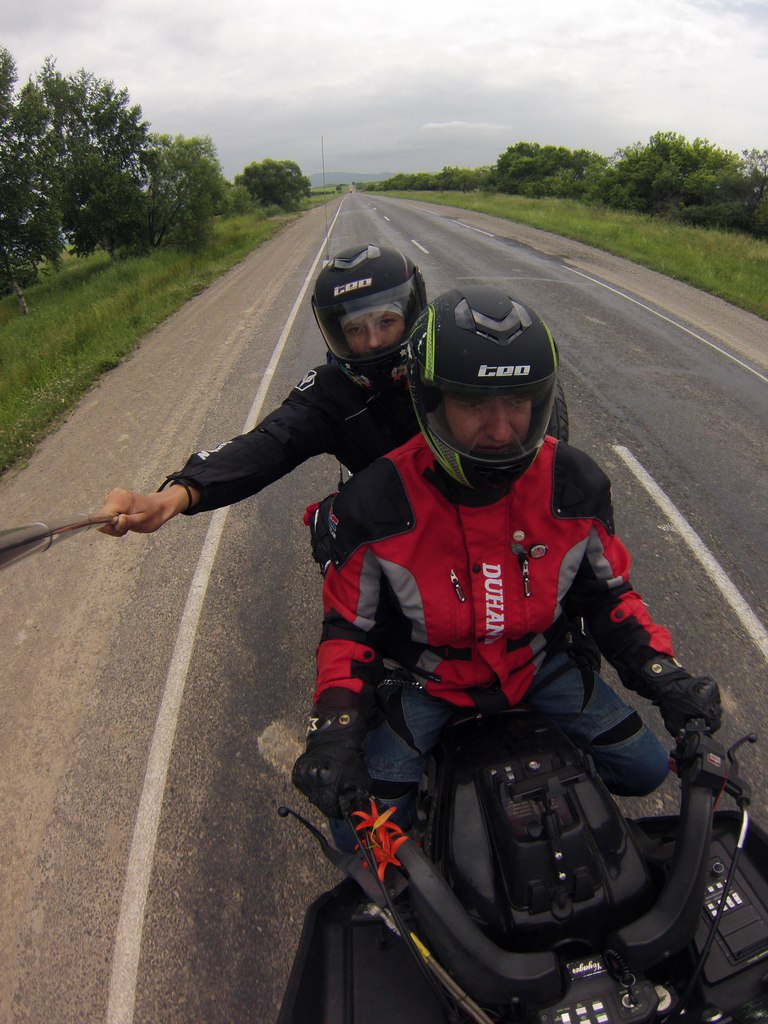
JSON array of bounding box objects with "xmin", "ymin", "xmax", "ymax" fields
[
  {"xmin": 315, "ymin": 434, "xmax": 676, "ymax": 710},
  {"xmin": 164, "ymin": 363, "xmax": 417, "ymax": 513}
]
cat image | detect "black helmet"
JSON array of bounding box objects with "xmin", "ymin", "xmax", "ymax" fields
[
  {"xmin": 312, "ymin": 244, "xmax": 427, "ymax": 390},
  {"xmin": 408, "ymin": 286, "xmax": 558, "ymax": 488}
]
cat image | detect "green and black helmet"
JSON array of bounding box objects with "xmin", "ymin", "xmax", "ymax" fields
[
  {"xmin": 408, "ymin": 286, "xmax": 558, "ymax": 487},
  {"xmin": 312, "ymin": 244, "xmax": 427, "ymax": 391}
]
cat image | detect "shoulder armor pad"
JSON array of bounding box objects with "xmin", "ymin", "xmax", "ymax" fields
[
  {"xmin": 552, "ymin": 443, "xmax": 615, "ymax": 533},
  {"xmin": 329, "ymin": 458, "xmax": 414, "ymax": 569}
]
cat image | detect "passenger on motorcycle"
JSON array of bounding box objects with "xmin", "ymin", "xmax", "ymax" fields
[
  {"xmin": 292, "ymin": 285, "xmax": 722, "ymax": 849},
  {"xmin": 97, "ymin": 244, "xmax": 427, "ymax": 535}
]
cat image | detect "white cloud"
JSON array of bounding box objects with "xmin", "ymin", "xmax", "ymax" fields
[
  {"xmin": 4, "ymin": 0, "xmax": 766, "ymax": 178},
  {"xmin": 421, "ymin": 122, "xmax": 511, "ymax": 132}
]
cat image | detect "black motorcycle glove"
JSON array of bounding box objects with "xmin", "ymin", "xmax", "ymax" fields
[
  {"xmin": 304, "ymin": 492, "xmax": 338, "ymax": 577},
  {"xmin": 639, "ymin": 656, "xmax": 722, "ymax": 736},
  {"xmin": 292, "ymin": 702, "xmax": 372, "ymax": 819}
]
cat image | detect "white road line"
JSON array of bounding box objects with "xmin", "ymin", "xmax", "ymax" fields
[
  {"xmin": 454, "ymin": 220, "xmax": 495, "ymax": 237},
  {"xmin": 613, "ymin": 445, "xmax": 768, "ymax": 662},
  {"xmin": 411, "ymin": 239, "xmax": 430, "ymax": 254},
  {"xmin": 106, "ymin": 202, "xmax": 345, "ymax": 1024},
  {"xmin": 564, "ymin": 266, "xmax": 768, "ymax": 384}
]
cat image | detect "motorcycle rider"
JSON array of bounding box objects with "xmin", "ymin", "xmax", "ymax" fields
[
  {"xmin": 292, "ymin": 285, "xmax": 722, "ymax": 848},
  {"xmin": 98, "ymin": 244, "xmax": 427, "ymax": 534},
  {"xmin": 98, "ymin": 244, "xmax": 566, "ymax": 557}
]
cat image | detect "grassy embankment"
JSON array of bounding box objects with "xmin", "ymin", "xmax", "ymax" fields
[
  {"xmin": 0, "ymin": 212, "xmax": 289, "ymax": 476},
  {"xmin": 376, "ymin": 190, "xmax": 768, "ymax": 322}
]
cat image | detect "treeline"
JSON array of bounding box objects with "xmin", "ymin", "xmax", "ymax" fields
[
  {"xmin": 363, "ymin": 135, "xmax": 768, "ymax": 239},
  {"xmin": 0, "ymin": 47, "xmax": 311, "ymax": 312}
]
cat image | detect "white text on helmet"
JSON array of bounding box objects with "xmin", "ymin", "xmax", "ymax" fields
[
  {"xmin": 477, "ymin": 364, "xmax": 531, "ymax": 378},
  {"xmin": 333, "ymin": 278, "xmax": 373, "ymax": 297}
]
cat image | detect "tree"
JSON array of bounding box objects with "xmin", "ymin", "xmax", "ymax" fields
[
  {"xmin": 595, "ymin": 131, "xmax": 758, "ymax": 231},
  {"xmin": 40, "ymin": 62, "xmax": 150, "ymax": 257},
  {"xmin": 604, "ymin": 133, "xmax": 711, "ymax": 213},
  {"xmin": 681, "ymin": 147, "xmax": 750, "ymax": 230},
  {"xmin": 741, "ymin": 149, "xmax": 768, "ymax": 237},
  {"xmin": 364, "ymin": 171, "xmax": 438, "ymax": 191},
  {"xmin": 434, "ymin": 165, "xmax": 493, "ymax": 191},
  {"xmin": 495, "ymin": 142, "xmax": 607, "ymax": 199},
  {"xmin": 220, "ymin": 181, "xmax": 253, "ymax": 217},
  {"xmin": 496, "ymin": 142, "xmax": 552, "ymax": 195},
  {"xmin": 0, "ymin": 48, "xmax": 63, "ymax": 313},
  {"xmin": 235, "ymin": 158, "xmax": 310, "ymax": 209},
  {"xmin": 143, "ymin": 134, "xmax": 226, "ymax": 249}
]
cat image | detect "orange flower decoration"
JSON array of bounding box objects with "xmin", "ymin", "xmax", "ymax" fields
[{"xmin": 352, "ymin": 799, "xmax": 410, "ymax": 882}]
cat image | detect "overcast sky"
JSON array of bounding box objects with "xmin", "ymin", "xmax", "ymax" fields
[{"xmin": 4, "ymin": 0, "xmax": 767, "ymax": 181}]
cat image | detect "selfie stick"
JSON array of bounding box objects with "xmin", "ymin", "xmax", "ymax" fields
[{"xmin": 0, "ymin": 512, "xmax": 119, "ymax": 571}]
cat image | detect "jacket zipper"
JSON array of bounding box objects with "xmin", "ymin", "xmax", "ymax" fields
[
  {"xmin": 511, "ymin": 544, "xmax": 532, "ymax": 598},
  {"xmin": 450, "ymin": 569, "xmax": 466, "ymax": 602}
]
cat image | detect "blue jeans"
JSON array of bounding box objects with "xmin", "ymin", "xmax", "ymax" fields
[{"xmin": 330, "ymin": 653, "xmax": 668, "ymax": 850}]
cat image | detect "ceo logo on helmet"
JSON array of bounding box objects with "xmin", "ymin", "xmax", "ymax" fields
[{"xmin": 477, "ymin": 364, "xmax": 532, "ymax": 377}]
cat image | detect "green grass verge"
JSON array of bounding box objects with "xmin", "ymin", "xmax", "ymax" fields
[
  {"xmin": 0, "ymin": 212, "xmax": 286, "ymax": 475},
  {"xmin": 376, "ymin": 191, "xmax": 768, "ymax": 321}
]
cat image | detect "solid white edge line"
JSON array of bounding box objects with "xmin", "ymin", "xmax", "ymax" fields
[
  {"xmin": 613, "ymin": 445, "xmax": 768, "ymax": 662},
  {"xmin": 106, "ymin": 200, "xmax": 345, "ymax": 1024},
  {"xmin": 454, "ymin": 220, "xmax": 495, "ymax": 237},
  {"xmin": 564, "ymin": 266, "xmax": 768, "ymax": 385}
]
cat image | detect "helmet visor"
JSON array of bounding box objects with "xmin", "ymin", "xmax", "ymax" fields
[
  {"xmin": 421, "ymin": 374, "xmax": 557, "ymax": 468},
  {"xmin": 315, "ymin": 279, "xmax": 421, "ymax": 365}
]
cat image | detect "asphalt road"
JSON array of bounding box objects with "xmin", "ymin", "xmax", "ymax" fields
[{"xmin": 1, "ymin": 193, "xmax": 766, "ymax": 1023}]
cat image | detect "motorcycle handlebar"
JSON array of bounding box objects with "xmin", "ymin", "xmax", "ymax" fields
[
  {"xmin": 395, "ymin": 723, "xmax": 730, "ymax": 998},
  {"xmin": 318, "ymin": 721, "xmax": 741, "ymax": 1002},
  {"xmin": 606, "ymin": 724, "xmax": 728, "ymax": 969},
  {"xmin": 396, "ymin": 839, "xmax": 561, "ymax": 1004}
]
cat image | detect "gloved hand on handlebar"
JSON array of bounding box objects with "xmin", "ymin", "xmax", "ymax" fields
[
  {"xmin": 639, "ymin": 656, "xmax": 722, "ymax": 736},
  {"xmin": 292, "ymin": 697, "xmax": 372, "ymax": 818}
]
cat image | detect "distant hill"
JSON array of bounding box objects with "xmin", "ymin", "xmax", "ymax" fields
[{"xmin": 309, "ymin": 171, "xmax": 396, "ymax": 187}]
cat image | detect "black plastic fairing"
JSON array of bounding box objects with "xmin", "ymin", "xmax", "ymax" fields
[{"xmin": 427, "ymin": 712, "xmax": 652, "ymax": 950}]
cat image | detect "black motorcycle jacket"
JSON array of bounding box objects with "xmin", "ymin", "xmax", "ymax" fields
[{"xmin": 165, "ymin": 363, "xmax": 418, "ymax": 514}]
